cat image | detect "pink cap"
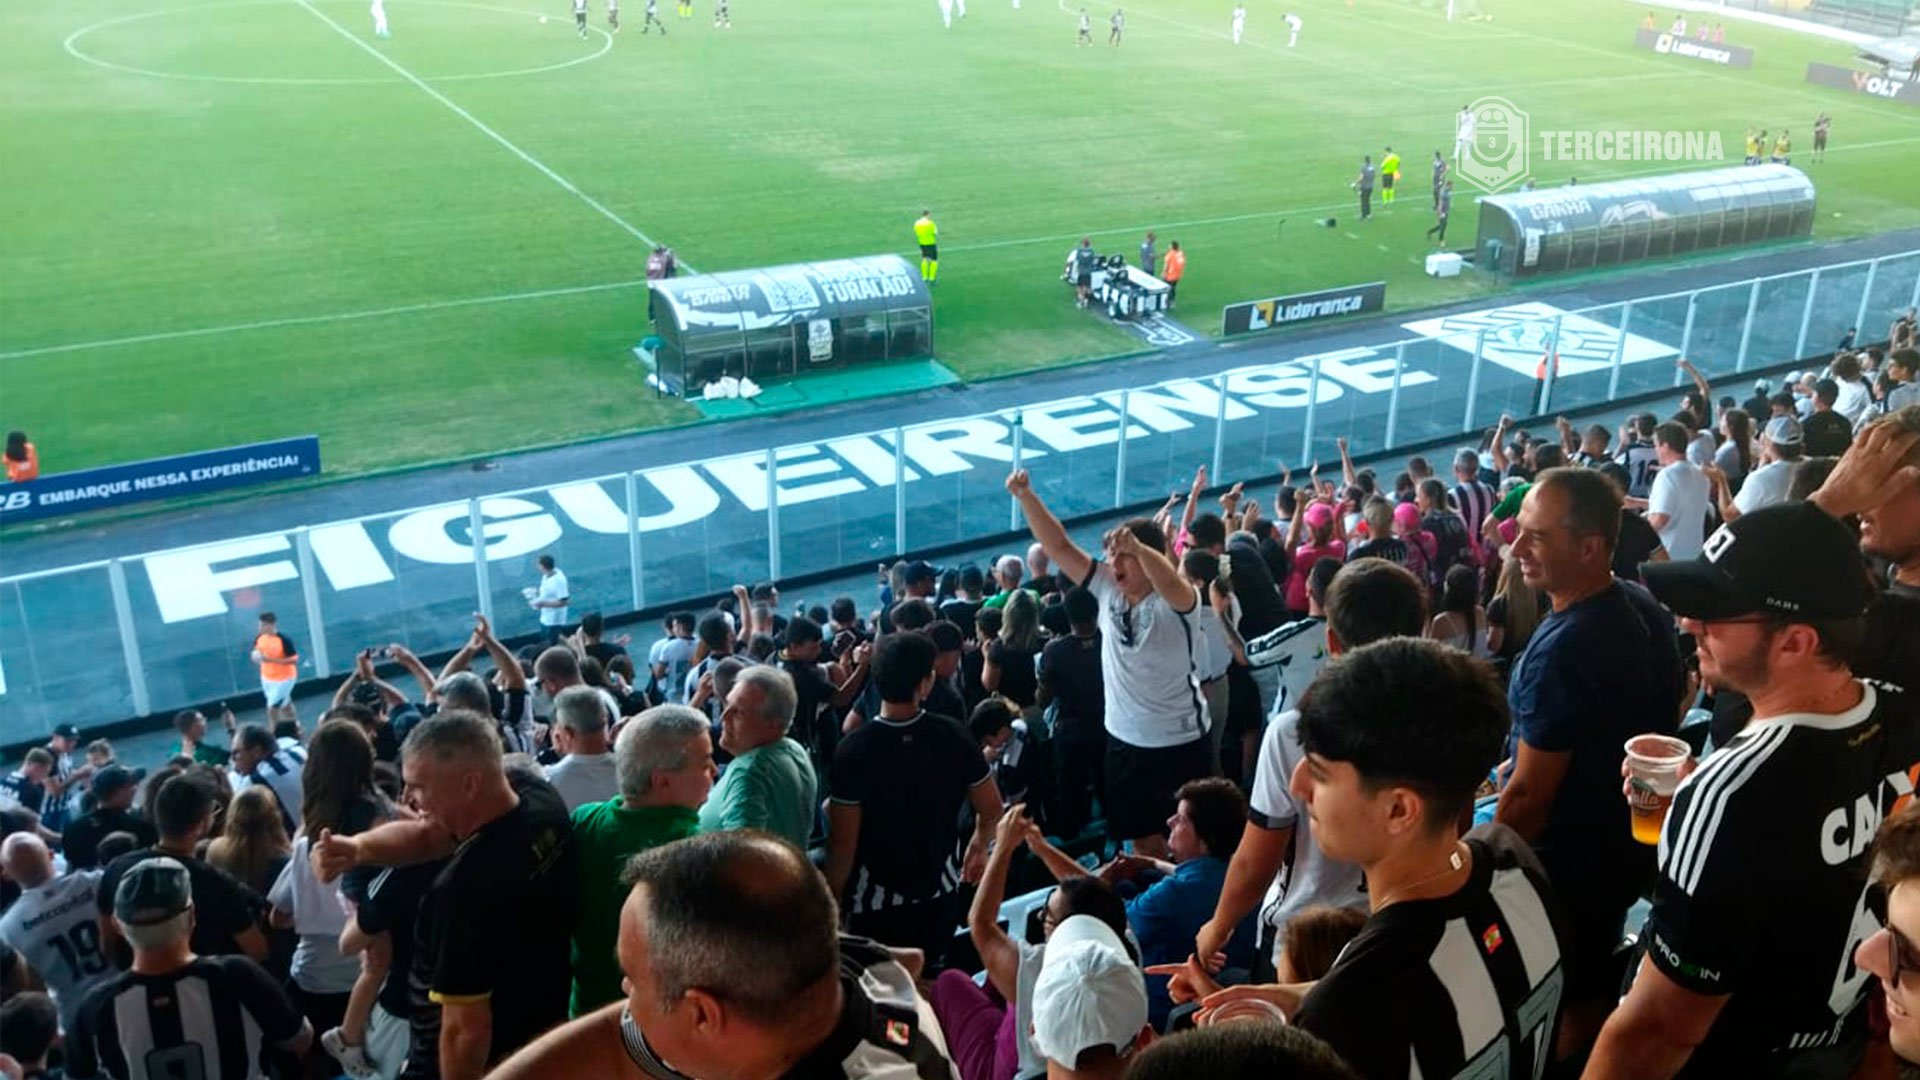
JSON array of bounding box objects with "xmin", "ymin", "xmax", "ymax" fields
[
  {"xmin": 1393, "ymin": 502, "xmax": 1421, "ymax": 529},
  {"xmin": 1304, "ymin": 503, "xmax": 1334, "ymax": 528}
]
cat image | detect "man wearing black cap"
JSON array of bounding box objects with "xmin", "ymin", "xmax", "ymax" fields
[
  {"xmin": 66, "ymin": 857, "xmax": 310, "ymax": 1079},
  {"xmin": 60, "ymin": 765, "xmax": 155, "ymax": 870},
  {"xmin": 1586, "ymin": 502, "xmax": 1920, "ymax": 1079}
]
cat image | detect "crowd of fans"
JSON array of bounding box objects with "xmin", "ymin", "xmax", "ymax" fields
[{"xmin": 0, "ymin": 344, "xmax": 1917, "ymax": 1080}]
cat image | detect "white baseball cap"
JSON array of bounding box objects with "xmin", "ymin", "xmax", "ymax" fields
[{"xmin": 1030, "ymin": 915, "xmax": 1149, "ymax": 1068}]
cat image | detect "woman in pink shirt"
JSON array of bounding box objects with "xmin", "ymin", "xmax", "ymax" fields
[{"xmin": 1283, "ymin": 495, "xmax": 1346, "ymax": 616}]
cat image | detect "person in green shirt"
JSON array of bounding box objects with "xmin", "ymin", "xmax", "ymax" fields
[
  {"xmin": 700, "ymin": 666, "xmax": 818, "ymax": 851},
  {"xmin": 166, "ymin": 707, "xmax": 233, "ymax": 767},
  {"xmin": 569, "ymin": 704, "xmax": 716, "ymax": 1015},
  {"xmin": 913, "ymin": 210, "xmax": 938, "ymax": 284},
  {"xmin": 1381, "ymin": 146, "xmax": 1402, "ymax": 205}
]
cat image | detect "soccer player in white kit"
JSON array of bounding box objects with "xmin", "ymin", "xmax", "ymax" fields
[
  {"xmin": 1230, "ymin": 4, "xmax": 1245, "ymax": 44},
  {"xmin": 1454, "ymin": 104, "xmax": 1476, "ymax": 164},
  {"xmin": 370, "ymin": 0, "xmax": 390, "ymax": 36},
  {"xmin": 937, "ymin": 0, "xmax": 953, "ymax": 27},
  {"xmin": 1282, "ymin": 11, "xmax": 1301, "ymax": 45}
]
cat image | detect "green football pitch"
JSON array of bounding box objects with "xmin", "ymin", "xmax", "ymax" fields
[{"xmin": 3, "ymin": 0, "xmax": 1918, "ymax": 477}]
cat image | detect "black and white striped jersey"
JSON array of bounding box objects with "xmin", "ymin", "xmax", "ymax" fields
[
  {"xmin": 64, "ymin": 955, "xmax": 307, "ymax": 1080},
  {"xmin": 1646, "ymin": 679, "xmax": 1920, "ymax": 1075},
  {"xmin": 1292, "ymin": 824, "xmax": 1569, "ymax": 1079}
]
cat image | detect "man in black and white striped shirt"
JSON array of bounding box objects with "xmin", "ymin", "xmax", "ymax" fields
[
  {"xmin": 1176, "ymin": 638, "xmax": 1568, "ymax": 1079},
  {"xmin": 229, "ymin": 724, "xmax": 305, "ymax": 836},
  {"xmin": 66, "ymin": 857, "xmax": 310, "ymax": 1080},
  {"xmin": 487, "ymin": 831, "xmax": 959, "ymax": 1080}
]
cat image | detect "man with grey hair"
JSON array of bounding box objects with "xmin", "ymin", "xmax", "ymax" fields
[
  {"xmin": 983, "ymin": 553, "xmax": 1028, "ymax": 610},
  {"xmin": 701, "ymin": 666, "xmax": 816, "ymax": 851},
  {"xmin": 66, "ymin": 857, "xmax": 311, "ymax": 1078},
  {"xmin": 314, "ymin": 711, "xmax": 575, "ymax": 1080},
  {"xmin": 487, "ymin": 832, "xmax": 955, "ymax": 1080},
  {"xmin": 544, "ymin": 684, "xmax": 617, "ymax": 812},
  {"xmin": 566, "ymin": 704, "xmax": 715, "ymax": 1015}
]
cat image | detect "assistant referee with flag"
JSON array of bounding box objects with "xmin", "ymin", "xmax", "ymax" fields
[{"xmin": 914, "ymin": 209, "xmax": 939, "ymax": 284}]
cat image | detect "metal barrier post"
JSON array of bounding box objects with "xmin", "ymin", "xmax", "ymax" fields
[
  {"xmin": 1211, "ymin": 375, "xmax": 1229, "ymax": 479},
  {"xmin": 624, "ymin": 472, "xmax": 645, "ymax": 612},
  {"xmin": 1301, "ymin": 355, "xmax": 1323, "ymax": 466},
  {"xmin": 1461, "ymin": 327, "xmax": 1488, "ymax": 433},
  {"xmin": 893, "ymin": 427, "xmax": 908, "ymax": 556},
  {"xmin": 1734, "ymin": 279, "xmax": 1761, "ymax": 373},
  {"xmin": 1675, "ymin": 300, "xmax": 1697, "ymax": 382},
  {"xmin": 1607, "ymin": 302, "xmax": 1633, "ymax": 401},
  {"xmin": 295, "ymin": 529, "xmax": 330, "ymax": 679},
  {"xmin": 468, "ymin": 499, "xmax": 493, "ymax": 622},
  {"xmin": 1540, "ymin": 315, "xmax": 1565, "ymax": 415},
  {"xmin": 1854, "ymin": 259, "xmax": 1879, "ymax": 343},
  {"xmin": 1384, "ymin": 343, "xmax": 1406, "ymax": 449},
  {"xmin": 1910, "ymin": 261, "xmax": 1920, "ymax": 312},
  {"xmin": 1114, "ymin": 391, "xmax": 1131, "ymax": 507},
  {"xmin": 1011, "ymin": 412, "xmax": 1025, "ymax": 532},
  {"xmin": 107, "ymin": 560, "xmax": 151, "ymax": 718},
  {"xmin": 764, "ymin": 447, "xmax": 781, "ymax": 581},
  {"xmin": 1794, "ymin": 268, "xmax": 1821, "ymax": 359}
]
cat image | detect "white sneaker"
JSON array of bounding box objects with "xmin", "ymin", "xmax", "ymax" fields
[{"xmin": 322, "ymin": 1028, "xmax": 379, "ymax": 1080}]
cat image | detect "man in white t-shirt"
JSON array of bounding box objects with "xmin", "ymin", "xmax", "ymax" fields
[
  {"xmin": 532, "ymin": 554, "xmax": 572, "ymax": 642},
  {"xmin": 0, "ymin": 835, "xmax": 115, "ymax": 1033},
  {"xmin": 544, "ymin": 686, "xmax": 619, "ymax": 811},
  {"xmin": 1640, "ymin": 421, "xmax": 1712, "ymax": 560},
  {"xmin": 1195, "ymin": 559, "xmax": 1427, "ymax": 972},
  {"xmin": 1009, "ymin": 469, "xmax": 1208, "ymax": 860},
  {"xmin": 1716, "ymin": 414, "xmax": 1802, "ymax": 523}
]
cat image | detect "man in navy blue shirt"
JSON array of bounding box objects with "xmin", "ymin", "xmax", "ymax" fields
[{"xmin": 1495, "ymin": 467, "xmax": 1682, "ymax": 1065}]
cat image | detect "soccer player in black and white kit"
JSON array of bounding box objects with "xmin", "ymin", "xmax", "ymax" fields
[
  {"xmin": 1161, "ymin": 638, "xmax": 1568, "ymax": 1078},
  {"xmin": 1586, "ymin": 502, "xmax": 1920, "ymax": 1078},
  {"xmin": 607, "ymin": 0, "xmax": 618, "ymax": 31},
  {"xmin": 713, "ymin": 0, "xmax": 729, "ymax": 28},
  {"xmin": 573, "ymin": 0, "xmax": 588, "ymax": 36},
  {"xmin": 1109, "ymin": 7, "xmax": 1124, "ymax": 44},
  {"xmin": 642, "ymin": 0, "xmax": 666, "ymax": 31}
]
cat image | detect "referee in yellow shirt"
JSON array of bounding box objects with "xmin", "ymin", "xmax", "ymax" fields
[
  {"xmin": 914, "ymin": 210, "xmax": 938, "ymax": 283},
  {"xmin": 1381, "ymin": 146, "xmax": 1401, "ymax": 205}
]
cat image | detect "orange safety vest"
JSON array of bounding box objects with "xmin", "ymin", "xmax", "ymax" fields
[
  {"xmin": 4, "ymin": 443, "xmax": 37, "ymax": 483},
  {"xmin": 255, "ymin": 633, "xmax": 297, "ymax": 681},
  {"xmin": 1162, "ymin": 249, "xmax": 1186, "ymax": 283}
]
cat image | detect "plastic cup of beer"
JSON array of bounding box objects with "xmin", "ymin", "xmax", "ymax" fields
[
  {"xmin": 1624, "ymin": 734, "xmax": 1692, "ymax": 846},
  {"xmin": 1200, "ymin": 998, "xmax": 1289, "ymax": 1027}
]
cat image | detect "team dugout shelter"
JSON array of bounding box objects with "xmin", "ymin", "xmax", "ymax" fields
[
  {"xmin": 642, "ymin": 255, "xmax": 934, "ymax": 397},
  {"xmin": 1475, "ymin": 163, "xmax": 1815, "ymax": 278}
]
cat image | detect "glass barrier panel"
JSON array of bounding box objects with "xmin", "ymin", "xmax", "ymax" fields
[{"xmin": 0, "ymin": 569, "xmax": 135, "ymax": 741}]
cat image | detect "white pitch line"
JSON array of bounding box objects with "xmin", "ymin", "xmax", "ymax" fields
[
  {"xmin": 292, "ymin": 0, "xmax": 691, "ymax": 268},
  {"xmin": 0, "ymin": 279, "xmax": 650, "ymax": 360}
]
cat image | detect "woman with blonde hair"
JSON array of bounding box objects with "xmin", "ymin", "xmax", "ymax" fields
[
  {"xmin": 205, "ymin": 785, "xmax": 290, "ymax": 897},
  {"xmin": 982, "ymin": 587, "xmax": 1041, "ymax": 709},
  {"xmin": 1487, "ymin": 556, "xmax": 1545, "ymax": 669}
]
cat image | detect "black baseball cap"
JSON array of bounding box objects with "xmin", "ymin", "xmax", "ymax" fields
[
  {"xmin": 1641, "ymin": 502, "xmax": 1875, "ymax": 621},
  {"xmin": 902, "ymin": 560, "xmax": 938, "ymax": 584},
  {"xmin": 92, "ymin": 765, "xmax": 145, "ymax": 796},
  {"xmin": 114, "ymin": 857, "xmax": 193, "ymax": 927},
  {"xmin": 51, "ymin": 724, "xmax": 80, "ymax": 740}
]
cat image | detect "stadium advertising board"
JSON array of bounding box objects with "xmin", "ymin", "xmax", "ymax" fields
[
  {"xmin": 654, "ymin": 257, "xmax": 925, "ymax": 331},
  {"xmin": 1804, "ymin": 62, "xmax": 1920, "ymax": 108},
  {"xmin": 1222, "ymin": 282, "xmax": 1387, "ymax": 336},
  {"xmin": 0, "ymin": 437, "xmax": 320, "ymax": 524},
  {"xmin": 1633, "ymin": 29, "xmax": 1753, "ymax": 68}
]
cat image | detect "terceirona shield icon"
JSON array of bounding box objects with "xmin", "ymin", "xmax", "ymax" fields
[{"xmin": 1460, "ymin": 95, "xmax": 1530, "ymax": 194}]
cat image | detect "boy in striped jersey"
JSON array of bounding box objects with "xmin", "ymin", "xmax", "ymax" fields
[
  {"xmin": 1166, "ymin": 638, "xmax": 1569, "ymax": 1079},
  {"xmin": 1588, "ymin": 500, "xmax": 1920, "ymax": 1078}
]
